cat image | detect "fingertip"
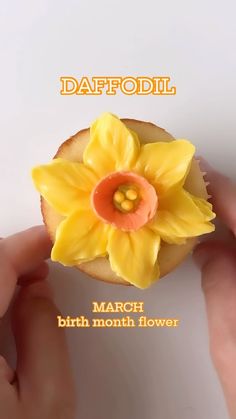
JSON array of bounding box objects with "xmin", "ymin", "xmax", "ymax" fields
[
  {"xmin": 18, "ymin": 261, "xmax": 49, "ymax": 286},
  {"xmin": 19, "ymin": 279, "xmax": 54, "ymax": 301},
  {"xmin": 193, "ymin": 240, "xmax": 236, "ymax": 294},
  {"xmin": 26, "ymin": 225, "xmax": 52, "ymax": 249},
  {"xmin": 11, "ymin": 279, "xmax": 56, "ymax": 344},
  {"xmin": 193, "ymin": 240, "xmax": 226, "ymax": 269},
  {"xmin": 1, "ymin": 225, "xmax": 53, "ymax": 281},
  {"xmin": 197, "ymin": 161, "xmax": 236, "ymax": 235},
  {"xmin": 12, "ymin": 280, "xmax": 54, "ymax": 328}
]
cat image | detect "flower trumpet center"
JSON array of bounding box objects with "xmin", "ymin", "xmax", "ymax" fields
[
  {"xmin": 91, "ymin": 171, "xmax": 158, "ymax": 231},
  {"xmin": 113, "ymin": 185, "xmax": 139, "ymax": 213}
]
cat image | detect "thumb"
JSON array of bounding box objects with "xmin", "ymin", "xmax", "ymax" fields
[{"xmin": 194, "ymin": 241, "xmax": 236, "ymax": 419}]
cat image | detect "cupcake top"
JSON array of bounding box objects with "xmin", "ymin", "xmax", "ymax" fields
[{"xmin": 32, "ymin": 113, "xmax": 215, "ymax": 288}]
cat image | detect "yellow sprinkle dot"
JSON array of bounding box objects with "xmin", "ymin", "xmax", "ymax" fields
[
  {"xmin": 113, "ymin": 190, "xmax": 125, "ymax": 204},
  {"xmin": 121, "ymin": 200, "xmax": 134, "ymax": 211},
  {"xmin": 126, "ymin": 189, "xmax": 138, "ymax": 200}
]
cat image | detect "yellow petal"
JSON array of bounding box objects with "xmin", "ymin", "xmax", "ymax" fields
[
  {"xmin": 134, "ymin": 140, "xmax": 195, "ymax": 195},
  {"xmin": 32, "ymin": 158, "xmax": 98, "ymax": 216},
  {"xmin": 190, "ymin": 195, "xmax": 215, "ymax": 221},
  {"xmin": 149, "ymin": 188, "xmax": 215, "ymax": 244},
  {"xmin": 83, "ymin": 113, "xmax": 140, "ymax": 177},
  {"xmin": 107, "ymin": 227, "xmax": 160, "ymax": 289},
  {"xmin": 51, "ymin": 210, "xmax": 110, "ymax": 265}
]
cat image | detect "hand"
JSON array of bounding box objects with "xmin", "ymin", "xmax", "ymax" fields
[
  {"xmin": 0, "ymin": 226, "xmax": 76, "ymax": 419},
  {"xmin": 193, "ymin": 160, "xmax": 236, "ymax": 419}
]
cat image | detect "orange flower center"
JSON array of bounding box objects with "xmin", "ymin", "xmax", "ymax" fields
[{"xmin": 91, "ymin": 171, "xmax": 158, "ymax": 231}]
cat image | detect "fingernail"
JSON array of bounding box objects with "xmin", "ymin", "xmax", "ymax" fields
[{"xmin": 26, "ymin": 280, "xmax": 53, "ymax": 300}]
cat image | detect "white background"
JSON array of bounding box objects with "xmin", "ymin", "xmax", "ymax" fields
[{"xmin": 1, "ymin": 1, "xmax": 236, "ymax": 418}]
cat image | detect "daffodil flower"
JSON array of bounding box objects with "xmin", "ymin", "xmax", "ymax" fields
[{"xmin": 32, "ymin": 113, "xmax": 215, "ymax": 288}]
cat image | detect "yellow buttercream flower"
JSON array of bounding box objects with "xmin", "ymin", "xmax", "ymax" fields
[{"xmin": 32, "ymin": 113, "xmax": 215, "ymax": 288}]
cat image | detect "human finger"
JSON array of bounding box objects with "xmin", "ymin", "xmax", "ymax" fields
[
  {"xmin": 12, "ymin": 280, "xmax": 76, "ymax": 416},
  {"xmin": 18, "ymin": 261, "xmax": 49, "ymax": 286},
  {"xmin": 0, "ymin": 355, "xmax": 15, "ymax": 384},
  {"xmin": 194, "ymin": 240, "xmax": 236, "ymax": 418},
  {"xmin": 0, "ymin": 226, "xmax": 52, "ymax": 316},
  {"xmin": 199, "ymin": 158, "xmax": 236, "ymax": 236}
]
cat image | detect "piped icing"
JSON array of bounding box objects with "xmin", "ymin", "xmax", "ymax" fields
[
  {"xmin": 32, "ymin": 113, "xmax": 215, "ymax": 288},
  {"xmin": 91, "ymin": 171, "xmax": 158, "ymax": 231}
]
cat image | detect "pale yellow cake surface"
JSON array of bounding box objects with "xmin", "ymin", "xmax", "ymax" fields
[{"xmin": 41, "ymin": 119, "xmax": 208, "ymax": 285}]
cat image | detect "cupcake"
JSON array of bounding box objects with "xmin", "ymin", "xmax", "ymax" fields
[{"xmin": 32, "ymin": 113, "xmax": 215, "ymax": 288}]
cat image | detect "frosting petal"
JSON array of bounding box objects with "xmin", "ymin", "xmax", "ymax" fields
[
  {"xmin": 134, "ymin": 140, "xmax": 195, "ymax": 195},
  {"xmin": 83, "ymin": 113, "xmax": 140, "ymax": 177},
  {"xmin": 149, "ymin": 188, "xmax": 215, "ymax": 244},
  {"xmin": 51, "ymin": 209, "xmax": 110, "ymax": 264},
  {"xmin": 107, "ymin": 227, "xmax": 161, "ymax": 288},
  {"xmin": 32, "ymin": 158, "xmax": 98, "ymax": 216}
]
